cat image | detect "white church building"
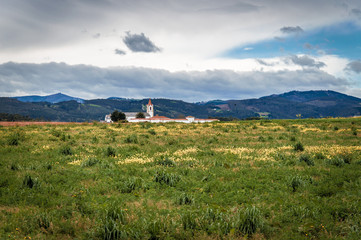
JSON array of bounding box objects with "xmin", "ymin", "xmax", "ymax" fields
[{"xmin": 105, "ymin": 99, "xmax": 219, "ymax": 123}]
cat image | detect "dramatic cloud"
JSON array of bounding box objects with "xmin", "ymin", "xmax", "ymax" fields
[
  {"xmin": 289, "ymin": 55, "xmax": 326, "ymax": 68},
  {"xmin": 345, "ymin": 60, "xmax": 361, "ymax": 73},
  {"xmin": 114, "ymin": 49, "xmax": 126, "ymax": 55},
  {"xmin": 350, "ymin": 8, "xmax": 361, "ymax": 18},
  {"xmin": 280, "ymin": 26, "xmax": 304, "ymax": 34},
  {"xmin": 123, "ymin": 32, "xmax": 160, "ymax": 53},
  {"xmin": 0, "ymin": 62, "xmax": 353, "ymax": 101}
]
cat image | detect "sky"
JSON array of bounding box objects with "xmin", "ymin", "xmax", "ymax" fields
[{"xmin": 1, "ymin": 0, "xmax": 361, "ymax": 102}]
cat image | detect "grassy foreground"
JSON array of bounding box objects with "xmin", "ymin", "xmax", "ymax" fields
[{"xmin": 0, "ymin": 118, "xmax": 360, "ymax": 239}]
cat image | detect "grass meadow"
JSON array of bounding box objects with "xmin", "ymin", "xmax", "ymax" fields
[{"xmin": 0, "ymin": 118, "xmax": 360, "ymax": 239}]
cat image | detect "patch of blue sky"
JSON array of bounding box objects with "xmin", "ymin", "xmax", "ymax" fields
[{"xmin": 222, "ymin": 21, "xmax": 361, "ymax": 60}]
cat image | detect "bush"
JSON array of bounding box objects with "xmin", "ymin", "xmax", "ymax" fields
[
  {"xmin": 299, "ymin": 154, "xmax": 314, "ymax": 166},
  {"xmin": 111, "ymin": 110, "xmax": 126, "ymax": 122},
  {"xmin": 146, "ymin": 220, "xmax": 167, "ymax": 240},
  {"xmin": 106, "ymin": 146, "xmax": 116, "ymax": 157},
  {"xmin": 98, "ymin": 204, "xmax": 128, "ymax": 240},
  {"xmin": 155, "ymin": 157, "xmax": 175, "ymax": 167},
  {"xmin": 293, "ymin": 142, "xmax": 304, "ymax": 151},
  {"xmin": 314, "ymin": 152, "xmax": 325, "ymax": 160},
  {"xmin": 60, "ymin": 145, "xmax": 73, "ymax": 155},
  {"xmin": 154, "ymin": 171, "xmax": 180, "ymax": 187},
  {"xmin": 236, "ymin": 206, "xmax": 264, "ymax": 236},
  {"xmin": 182, "ymin": 212, "xmax": 197, "ymax": 230},
  {"xmin": 10, "ymin": 162, "xmax": 19, "ymax": 171},
  {"xmin": 148, "ymin": 129, "xmax": 156, "ymax": 135},
  {"xmin": 81, "ymin": 157, "xmax": 100, "ymax": 167},
  {"xmin": 121, "ymin": 177, "xmax": 145, "ymax": 193},
  {"xmin": 124, "ymin": 134, "xmax": 138, "ymax": 144},
  {"xmin": 37, "ymin": 212, "xmax": 52, "ymax": 230},
  {"xmin": 136, "ymin": 112, "xmax": 145, "ymax": 118},
  {"xmin": 177, "ymin": 193, "xmax": 193, "ymax": 205},
  {"xmin": 23, "ymin": 175, "xmax": 39, "ymax": 189},
  {"xmin": 328, "ymin": 157, "xmax": 345, "ymax": 167},
  {"xmin": 289, "ymin": 175, "xmax": 304, "ymax": 192},
  {"xmin": 7, "ymin": 132, "xmax": 24, "ymax": 146}
]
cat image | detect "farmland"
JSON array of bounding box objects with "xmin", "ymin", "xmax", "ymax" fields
[{"xmin": 0, "ymin": 118, "xmax": 360, "ymax": 239}]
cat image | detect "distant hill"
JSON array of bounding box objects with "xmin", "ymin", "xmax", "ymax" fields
[
  {"xmin": 1, "ymin": 90, "xmax": 361, "ymax": 121},
  {"xmin": 14, "ymin": 93, "xmax": 84, "ymax": 103}
]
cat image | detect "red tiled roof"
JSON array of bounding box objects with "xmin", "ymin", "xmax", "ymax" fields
[
  {"xmin": 147, "ymin": 98, "xmax": 152, "ymax": 105},
  {"xmin": 148, "ymin": 116, "xmax": 172, "ymax": 120}
]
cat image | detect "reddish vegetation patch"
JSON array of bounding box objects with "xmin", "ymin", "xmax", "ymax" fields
[{"xmin": 0, "ymin": 122, "xmax": 88, "ymax": 126}]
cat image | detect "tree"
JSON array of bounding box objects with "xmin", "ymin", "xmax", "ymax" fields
[
  {"xmin": 111, "ymin": 110, "xmax": 126, "ymax": 122},
  {"xmin": 136, "ymin": 112, "xmax": 145, "ymax": 118}
]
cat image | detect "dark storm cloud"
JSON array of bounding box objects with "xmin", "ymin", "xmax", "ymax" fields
[
  {"xmin": 114, "ymin": 49, "xmax": 126, "ymax": 55},
  {"xmin": 280, "ymin": 26, "xmax": 304, "ymax": 34},
  {"xmin": 0, "ymin": 0, "xmax": 114, "ymax": 50},
  {"xmin": 288, "ymin": 55, "xmax": 326, "ymax": 68},
  {"xmin": 350, "ymin": 8, "xmax": 361, "ymax": 18},
  {"xmin": 345, "ymin": 60, "xmax": 361, "ymax": 73},
  {"xmin": 123, "ymin": 32, "xmax": 161, "ymax": 53},
  {"xmin": 0, "ymin": 62, "xmax": 349, "ymax": 101}
]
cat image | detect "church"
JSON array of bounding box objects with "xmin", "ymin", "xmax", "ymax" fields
[{"xmin": 105, "ymin": 99, "xmax": 218, "ymax": 123}]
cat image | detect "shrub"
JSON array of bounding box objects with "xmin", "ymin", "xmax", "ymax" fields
[
  {"xmin": 106, "ymin": 146, "xmax": 116, "ymax": 157},
  {"xmin": 290, "ymin": 136, "xmax": 296, "ymax": 142},
  {"xmin": 37, "ymin": 212, "xmax": 52, "ymax": 230},
  {"xmin": 333, "ymin": 126, "xmax": 339, "ymax": 131},
  {"xmin": 258, "ymin": 136, "xmax": 266, "ymax": 142},
  {"xmin": 182, "ymin": 212, "xmax": 197, "ymax": 230},
  {"xmin": 98, "ymin": 204, "xmax": 128, "ymax": 240},
  {"xmin": 289, "ymin": 175, "xmax": 304, "ymax": 192},
  {"xmin": 328, "ymin": 157, "xmax": 345, "ymax": 167},
  {"xmin": 23, "ymin": 175, "xmax": 39, "ymax": 189},
  {"xmin": 136, "ymin": 112, "xmax": 145, "ymax": 118},
  {"xmin": 299, "ymin": 154, "xmax": 314, "ymax": 166},
  {"xmin": 148, "ymin": 129, "xmax": 156, "ymax": 135},
  {"xmin": 121, "ymin": 177, "xmax": 145, "ymax": 193},
  {"xmin": 155, "ymin": 157, "xmax": 175, "ymax": 167},
  {"xmin": 7, "ymin": 132, "xmax": 23, "ymax": 146},
  {"xmin": 92, "ymin": 136, "xmax": 99, "ymax": 143},
  {"xmin": 314, "ymin": 152, "xmax": 325, "ymax": 160},
  {"xmin": 10, "ymin": 162, "xmax": 19, "ymax": 171},
  {"xmin": 177, "ymin": 193, "xmax": 193, "ymax": 205},
  {"xmin": 124, "ymin": 134, "xmax": 138, "ymax": 144},
  {"xmin": 111, "ymin": 110, "xmax": 126, "ymax": 122},
  {"xmin": 293, "ymin": 142, "xmax": 304, "ymax": 151},
  {"xmin": 60, "ymin": 145, "xmax": 73, "ymax": 155},
  {"xmin": 147, "ymin": 220, "xmax": 167, "ymax": 240},
  {"xmin": 236, "ymin": 206, "xmax": 264, "ymax": 236},
  {"xmin": 154, "ymin": 171, "xmax": 180, "ymax": 187},
  {"xmin": 81, "ymin": 157, "xmax": 100, "ymax": 167}
]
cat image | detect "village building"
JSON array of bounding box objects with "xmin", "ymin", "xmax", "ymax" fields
[{"xmin": 105, "ymin": 99, "xmax": 218, "ymax": 123}]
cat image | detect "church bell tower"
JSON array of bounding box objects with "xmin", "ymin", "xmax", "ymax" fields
[{"xmin": 146, "ymin": 99, "xmax": 154, "ymax": 117}]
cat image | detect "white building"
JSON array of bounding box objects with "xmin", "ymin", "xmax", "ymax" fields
[{"xmin": 105, "ymin": 99, "xmax": 219, "ymax": 123}]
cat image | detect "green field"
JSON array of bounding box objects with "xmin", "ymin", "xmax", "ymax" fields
[{"xmin": 0, "ymin": 118, "xmax": 360, "ymax": 239}]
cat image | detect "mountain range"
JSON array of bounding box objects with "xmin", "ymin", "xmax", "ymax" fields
[
  {"xmin": 13, "ymin": 93, "xmax": 84, "ymax": 103},
  {"xmin": 1, "ymin": 90, "xmax": 360, "ymax": 122}
]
